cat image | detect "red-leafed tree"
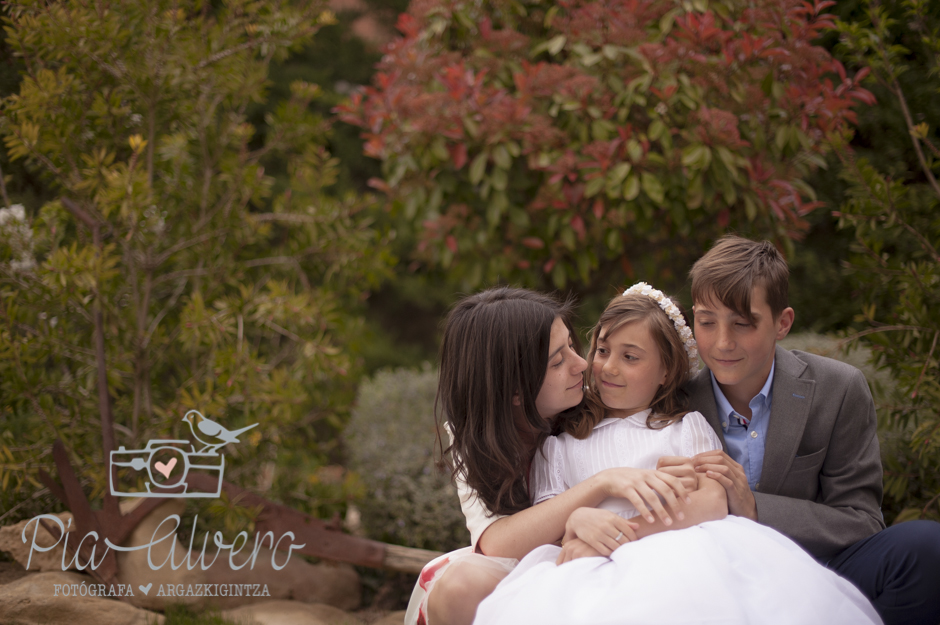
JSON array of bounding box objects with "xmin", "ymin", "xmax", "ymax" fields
[{"xmin": 340, "ymin": 0, "xmax": 873, "ymax": 289}]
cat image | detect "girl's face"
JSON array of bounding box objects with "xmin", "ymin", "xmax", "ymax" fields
[
  {"xmin": 593, "ymin": 320, "xmax": 667, "ymax": 418},
  {"xmin": 535, "ymin": 317, "xmax": 588, "ymax": 420}
]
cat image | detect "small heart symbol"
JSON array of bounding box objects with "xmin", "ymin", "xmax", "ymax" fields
[
  {"xmin": 154, "ymin": 458, "xmax": 177, "ymax": 479},
  {"xmin": 138, "ymin": 583, "xmax": 152, "ymax": 595}
]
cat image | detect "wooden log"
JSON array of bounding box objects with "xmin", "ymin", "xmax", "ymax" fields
[
  {"xmin": 186, "ymin": 473, "xmax": 443, "ymax": 573},
  {"xmin": 383, "ymin": 544, "xmax": 443, "ymax": 574}
]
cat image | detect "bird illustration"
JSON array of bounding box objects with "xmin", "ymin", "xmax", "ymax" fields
[{"xmin": 182, "ymin": 410, "xmax": 258, "ymax": 454}]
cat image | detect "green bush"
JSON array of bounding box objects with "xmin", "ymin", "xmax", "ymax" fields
[
  {"xmin": 345, "ymin": 367, "xmax": 468, "ymax": 552},
  {"xmin": 833, "ymin": 0, "xmax": 940, "ymax": 524}
]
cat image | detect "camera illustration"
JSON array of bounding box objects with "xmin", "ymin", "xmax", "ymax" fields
[
  {"xmin": 109, "ymin": 439, "xmax": 224, "ymax": 498},
  {"xmin": 109, "ymin": 411, "xmax": 257, "ymax": 499}
]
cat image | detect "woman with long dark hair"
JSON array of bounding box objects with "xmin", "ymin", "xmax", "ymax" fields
[{"xmin": 406, "ymin": 287, "xmax": 695, "ymax": 625}]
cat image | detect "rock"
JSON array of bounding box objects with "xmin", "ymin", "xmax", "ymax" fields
[
  {"xmin": 114, "ymin": 498, "xmax": 203, "ymax": 610},
  {"xmin": 369, "ymin": 610, "xmax": 406, "ymax": 625},
  {"xmin": 204, "ymin": 548, "xmax": 361, "ymax": 611},
  {"xmin": 0, "ymin": 560, "xmax": 29, "ymax": 585},
  {"xmin": 1, "ymin": 499, "xmax": 361, "ymax": 613},
  {"xmin": 0, "ymin": 570, "xmax": 163, "ymax": 625},
  {"xmin": 114, "ymin": 500, "xmax": 360, "ymax": 612},
  {"xmin": 0, "ymin": 511, "xmax": 77, "ymax": 572},
  {"xmin": 221, "ymin": 600, "xmax": 364, "ymax": 625}
]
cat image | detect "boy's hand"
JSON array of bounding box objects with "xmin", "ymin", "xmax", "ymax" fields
[
  {"xmin": 556, "ymin": 537, "xmax": 605, "ymax": 565},
  {"xmin": 691, "ymin": 450, "xmax": 757, "ymax": 520},
  {"xmin": 656, "ymin": 456, "xmax": 698, "ymax": 492}
]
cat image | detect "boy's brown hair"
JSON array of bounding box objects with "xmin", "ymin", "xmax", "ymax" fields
[{"xmin": 689, "ymin": 235, "xmax": 789, "ymax": 322}]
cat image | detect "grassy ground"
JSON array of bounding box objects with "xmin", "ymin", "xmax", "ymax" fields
[{"xmin": 157, "ymin": 605, "xmax": 245, "ymax": 625}]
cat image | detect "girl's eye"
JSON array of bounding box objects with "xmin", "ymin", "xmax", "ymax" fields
[
  {"xmin": 736, "ymin": 322, "xmax": 752, "ymax": 328},
  {"xmin": 623, "ymin": 354, "xmax": 638, "ymax": 361},
  {"xmin": 552, "ymin": 358, "xmax": 564, "ymax": 368}
]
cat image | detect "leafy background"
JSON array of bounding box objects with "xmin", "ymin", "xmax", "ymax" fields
[{"xmin": 0, "ymin": 0, "xmax": 938, "ymax": 613}]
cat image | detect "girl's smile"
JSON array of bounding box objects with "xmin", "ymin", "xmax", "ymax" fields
[{"xmin": 593, "ymin": 321, "xmax": 667, "ymax": 418}]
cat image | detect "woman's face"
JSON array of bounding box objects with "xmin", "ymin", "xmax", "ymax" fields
[
  {"xmin": 592, "ymin": 320, "xmax": 667, "ymax": 418},
  {"xmin": 535, "ymin": 318, "xmax": 588, "ymax": 420}
]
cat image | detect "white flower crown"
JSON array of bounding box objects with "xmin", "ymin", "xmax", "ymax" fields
[{"xmin": 622, "ymin": 282, "xmax": 699, "ymax": 373}]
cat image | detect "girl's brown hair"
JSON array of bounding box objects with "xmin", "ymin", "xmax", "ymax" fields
[
  {"xmin": 436, "ymin": 287, "xmax": 583, "ymax": 515},
  {"xmin": 561, "ymin": 292, "xmax": 691, "ymax": 439}
]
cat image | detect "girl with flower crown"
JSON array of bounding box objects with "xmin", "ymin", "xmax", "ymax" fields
[
  {"xmin": 408, "ymin": 286, "xmax": 709, "ymax": 625},
  {"xmin": 471, "ymin": 285, "xmax": 881, "ymax": 624}
]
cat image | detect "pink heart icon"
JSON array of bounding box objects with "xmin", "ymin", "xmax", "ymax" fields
[{"xmin": 154, "ymin": 457, "xmax": 178, "ymax": 479}]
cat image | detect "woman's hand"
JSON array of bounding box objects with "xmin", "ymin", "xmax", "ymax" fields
[
  {"xmin": 556, "ymin": 537, "xmax": 605, "ymax": 565},
  {"xmin": 656, "ymin": 456, "xmax": 699, "ymax": 492},
  {"xmin": 596, "ymin": 466, "xmax": 691, "ymax": 525},
  {"xmin": 561, "ymin": 507, "xmax": 639, "ymax": 557}
]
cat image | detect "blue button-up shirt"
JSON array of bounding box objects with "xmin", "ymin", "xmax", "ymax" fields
[{"xmin": 710, "ymin": 361, "xmax": 774, "ymax": 491}]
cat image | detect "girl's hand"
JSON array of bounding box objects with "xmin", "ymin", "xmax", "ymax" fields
[
  {"xmin": 561, "ymin": 507, "xmax": 639, "ymax": 557},
  {"xmin": 656, "ymin": 456, "xmax": 699, "ymax": 492},
  {"xmin": 597, "ymin": 466, "xmax": 691, "ymax": 525},
  {"xmin": 556, "ymin": 537, "xmax": 605, "ymax": 565}
]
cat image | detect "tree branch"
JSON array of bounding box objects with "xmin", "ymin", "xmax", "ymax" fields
[
  {"xmin": 838, "ymin": 324, "xmax": 931, "ymax": 348},
  {"xmin": 891, "ymin": 77, "xmax": 940, "ymax": 200},
  {"xmin": 153, "ymin": 230, "xmax": 226, "ymax": 267},
  {"xmin": 263, "ymin": 318, "xmax": 301, "ymax": 342}
]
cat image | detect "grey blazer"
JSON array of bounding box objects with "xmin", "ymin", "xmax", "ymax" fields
[{"xmin": 686, "ymin": 345, "xmax": 885, "ymax": 560}]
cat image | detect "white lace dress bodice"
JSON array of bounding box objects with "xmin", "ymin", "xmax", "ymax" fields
[{"xmin": 530, "ymin": 409, "xmax": 721, "ymax": 519}]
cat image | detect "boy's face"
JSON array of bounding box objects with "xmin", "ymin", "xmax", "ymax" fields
[{"xmin": 692, "ymin": 285, "xmax": 794, "ymax": 401}]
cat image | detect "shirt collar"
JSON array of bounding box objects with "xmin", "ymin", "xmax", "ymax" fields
[
  {"xmin": 710, "ymin": 360, "xmax": 775, "ymax": 430},
  {"xmin": 595, "ymin": 408, "xmax": 653, "ymax": 430}
]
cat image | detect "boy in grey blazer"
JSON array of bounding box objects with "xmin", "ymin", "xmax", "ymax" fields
[{"xmin": 669, "ymin": 235, "xmax": 940, "ymax": 625}]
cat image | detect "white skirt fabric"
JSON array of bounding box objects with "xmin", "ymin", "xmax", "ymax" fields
[
  {"xmin": 474, "ymin": 517, "xmax": 882, "ymax": 625},
  {"xmin": 404, "ymin": 546, "xmax": 518, "ymax": 625}
]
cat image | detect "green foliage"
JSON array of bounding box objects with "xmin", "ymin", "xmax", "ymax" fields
[
  {"xmin": 341, "ymin": 0, "xmax": 872, "ymax": 292},
  {"xmin": 345, "ymin": 367, "xmax": 468, "ymax": 552},
  {"xmin": 834, "ymin": 0, "xmax": 940, "ymax": 523},
  {"xmin": 0, "ymin": 0, "xmax": 392, "ymax": 523}
]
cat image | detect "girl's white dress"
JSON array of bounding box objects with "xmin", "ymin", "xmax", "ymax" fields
[{"xmin": 473, "ymin": 409, "xmax": 882, "ymax": 625}]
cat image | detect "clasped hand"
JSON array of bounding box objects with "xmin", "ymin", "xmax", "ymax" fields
[
  {"xmin": 599, "ymin": 465, "xmax": 692, "ymax": 526},
  {"xmin": 557, "ymin": 466, "xmax": 694, "ymax": 565},
  {"xmin": 557, "ymin": 507, "xmax": 638, "ymax": 564},
  {"xmin": 690, "ymin": 450, "xmax": 757, "ymax": 520}
]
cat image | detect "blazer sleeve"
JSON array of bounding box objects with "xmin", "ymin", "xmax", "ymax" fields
[{"xmin": 753, "ymin": 368, "xmax": 885, "ymax": 561}]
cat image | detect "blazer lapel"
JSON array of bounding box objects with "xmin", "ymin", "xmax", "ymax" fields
[
  {"xmin": 686, "ymin": 369, "xmax": 728, "ymax": 452},
  {"xmin": 761, "ymin": 346, "xmax": 816, "ymax": 494}
]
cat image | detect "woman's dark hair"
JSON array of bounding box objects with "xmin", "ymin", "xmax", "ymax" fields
[
  {"xmin": 562, "ymin": 292, "xmax": 691, "ymax": 439},
  {"xmin": 436, "ymin": 287, "xmax": 581, "ymax": 516}
]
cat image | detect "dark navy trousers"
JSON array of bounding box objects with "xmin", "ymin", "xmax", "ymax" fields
[{"xmin": 827, "ymin": 520, "xmax": 940, "ymax": 625}]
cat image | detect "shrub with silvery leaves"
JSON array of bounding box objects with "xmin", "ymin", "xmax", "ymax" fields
[{"xmin": 345, "ymin": 367, "xmax": 468, "ymax": 552}]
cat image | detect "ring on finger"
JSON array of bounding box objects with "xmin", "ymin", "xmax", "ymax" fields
[{"xmin": 614, "ymin": 531, "xmax": 624, "ymax": 543}]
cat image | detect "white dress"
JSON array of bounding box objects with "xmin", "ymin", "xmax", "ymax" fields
[{"xmin": 474, "ymin": 410, "xmax": 882, "ymax": 625}]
